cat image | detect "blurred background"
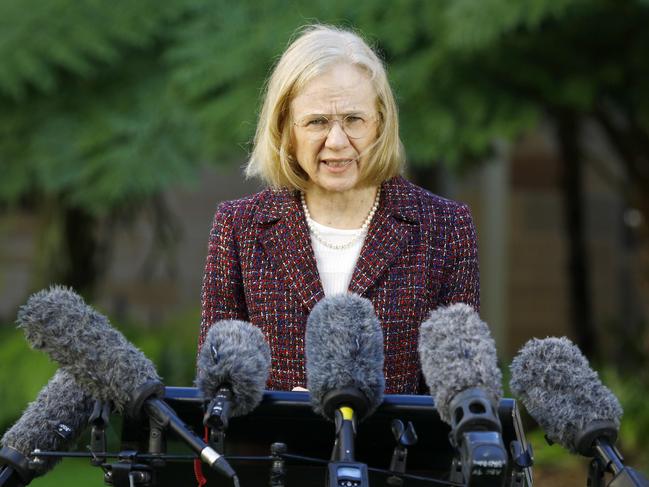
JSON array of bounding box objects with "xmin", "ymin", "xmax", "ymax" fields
[{"xmin": 1, "ymin": 0, "xmax": 648, "ymax": 484}]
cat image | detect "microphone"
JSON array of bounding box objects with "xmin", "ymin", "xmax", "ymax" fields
[
  {"xmin": 418, "ymin": 303, "xmax": 508, "ymax": 486},
  {"xmin": 16, "ymin": 286, "xmax": 237, "ymax": 482},
  {"xmin": 196, "ymin": 320, "xmax": 271, "ymax": 432},
  {"xmin": 306, "ymin": 293, "xmax": 384, "ymax": 487},
  {"xmin": 0, "ymin": 369, "xmax": 94, "ymax": 486},
  {"xmin": 510, "ymin": 337, "xmax": 649, "ymax": 486}
]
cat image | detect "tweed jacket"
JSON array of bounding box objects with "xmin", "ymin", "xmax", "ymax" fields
[{"xmin": 199, "ymin": 176, "xmax": 479, "ymax": 394}]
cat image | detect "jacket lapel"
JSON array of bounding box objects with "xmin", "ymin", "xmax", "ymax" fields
[
  {"xmin": 349, "ymin": 177, "xmax": 419, "ymax": 297},
  {"xmin": 255, "ymin": 176, "xmax": 419, "ymax": 306},
  {"xmin": 256, "ymin": 189, "xmax": 324, "ymax": 311}
]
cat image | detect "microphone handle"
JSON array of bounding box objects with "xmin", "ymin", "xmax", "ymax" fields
[
  {"xmin": 329, "ymin": 407, "xmax": 369, "ymax": 487},
  {"xmin": 204, "ymin": 387, "xmax": 233, "ymax": 431},
  {"xmin": 333, "ymin": 406, "xmax": 356, "ymax": 462},
  {"xmin": 0, "ymin": 466, "xmax": 25, "ymax": 487},
  {"xmin": 608, "ymin": 467, "xmax": 649, "ymax": 487},
  {"xmin": 0, "ymin": 448, "xmax": 33, "ymax": 487},
  {"xmin": 591, "ymin": 438, "xmax": 649, "ymax": 487},
  {"xmin": 594, "ymin": 438, "xmax": 626, "ymax": 476},
  {"xmin": 142, "ymin": 397, "xmax": 236, "ymax": 479}
]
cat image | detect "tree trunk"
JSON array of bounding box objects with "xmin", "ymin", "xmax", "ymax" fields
[
  {"xmin": 556, "ymin": 112, "xmax": 597, "ymax": 359},
  {"xmin": 37, "ymin": 205, "xmax": 108, "ymax": 300}
]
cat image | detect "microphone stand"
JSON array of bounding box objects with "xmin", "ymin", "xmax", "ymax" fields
[
  {"xmin": 0, "ymin": 447, "xmax": 33, "ymax": 487},
  {"xmin": 129, "ymin": 381, "xmax": 237, "ymax": 483},
  {"xmin": 573, "ymin": 421, "xmax": 649, "ymax": 487},
  {"xmin": 269, "ymin": 442, "xmax": 288, "ymax": 487},
  {"xmin": 586, "ymin": 439, "xmax": 649, "ymax": 487},
  {"xmin": 99, "ymin": 381, "xmax": 238, "ymax": 487}
]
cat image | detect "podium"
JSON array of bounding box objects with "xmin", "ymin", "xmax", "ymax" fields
[{"xmin": 120, "ymin": 388, "xmax": 533, "ymax": 486}]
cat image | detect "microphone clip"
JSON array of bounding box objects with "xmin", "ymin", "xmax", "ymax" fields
[
  {"xmin": 387, "ymin": 419, "xmax": 418, "ymax": 486},
  {"xmin": 203, "ymin": 388, "xmax": 233, "ymax": 431},
  {"xmin": 203, "ymin": 387, "xmax": 234, "ymax": 453},
  {"xmin": 447, "ymin": 388, "xmax": 508, "ymax": 486},
  {"xmin": 103, "ymin": 450, "xmax": 155, "ymax": 487},
  {"xmin": 89, "ymin": 399, "xmax": 112, "ymax": 466}
]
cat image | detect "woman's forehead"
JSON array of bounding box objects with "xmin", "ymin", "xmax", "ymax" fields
[{"xmin": 291, "ymin": 63, "xmax": 376, "ymax": 116}]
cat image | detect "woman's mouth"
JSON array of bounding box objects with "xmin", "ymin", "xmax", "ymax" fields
[{"xmin": 321, "ymin": 159, "xmax": 354, "ymax": 168}]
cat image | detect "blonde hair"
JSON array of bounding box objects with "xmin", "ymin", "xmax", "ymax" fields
[{"xmin": 246, "ymin": 24, "xmax": 405, "ymax": 190}]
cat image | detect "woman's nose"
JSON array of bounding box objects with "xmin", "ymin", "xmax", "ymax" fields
[{"xmin": 324, "ymin": 120, "xmax": 350, "ymax": 149}]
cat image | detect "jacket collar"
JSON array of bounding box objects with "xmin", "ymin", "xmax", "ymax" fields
[
  {"xmin": 255, "ymin": 176, "xmax": 420, "ymax": 224},
  {"xmin": 255, "ymin": 176, "xmax": 419, "ymax": 310}
]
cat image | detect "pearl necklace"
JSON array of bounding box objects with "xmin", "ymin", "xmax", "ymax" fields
[{"xmin": 301, "ymin": 188, "xmax": 381, "ymax": 250}]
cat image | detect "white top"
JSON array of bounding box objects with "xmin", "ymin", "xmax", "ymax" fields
[{"xmin": 307, "ymin": 218, "xmax": 367, "ymax": 296}]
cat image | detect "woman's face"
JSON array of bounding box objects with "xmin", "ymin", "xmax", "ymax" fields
[{"xmin": 290, "ymin": 63, "xmax": 378, "ymax": 195}]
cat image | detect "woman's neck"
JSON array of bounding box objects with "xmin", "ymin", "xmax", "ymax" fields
[{"xmin": 302, "ymin": 185, "xmax": 380, "ymax": 229}]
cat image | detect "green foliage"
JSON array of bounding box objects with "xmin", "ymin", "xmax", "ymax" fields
[
  {"xmin": 601, "ymin": 369, "xmax": 649, "ymax": 468},
  {"xmin": 440, "ymin": 0, "xmax": 591, "ymax": 51},
  {"xmin": 0, "ymin": 0, "xmax": 184, "ymax": 100},
  {"xmin": 30, "ymin": 459, "xmax": 104, "ymax": 486},
  {"xmin": 121, "ymin": 306, "xmax": 201, "ymax": 387},
  {"xmin": 0, "ymin": 327, "xmax": 57, "ymax": 432},
  {"xmin": 525, "ymin": 428, "xmax": 584, "ymax": 469}
]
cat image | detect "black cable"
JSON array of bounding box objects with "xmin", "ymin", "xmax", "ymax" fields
[
  {"xmin": 280, "ymin": 453, "xmax": 463, "ymax": 486},
  {"xmin": 32, "ymin": 450, "xmax": 462, "ymax": 485},
  {"xmin": 33, "ymin": 451, "xmax": 197, "ymax": 461}
]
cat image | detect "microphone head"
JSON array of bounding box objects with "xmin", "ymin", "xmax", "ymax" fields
[
  {"xmin": 17, "ymin": 286, "xmax": 160, "ymax": 414},
  {"xmin": 509, "ymin": 337, "xmax": 623, "ymax": 454},
  {"xmin": 418, "ymin": 303, "xmax": 503, "ymax": 424},
  {"xmin": 196, "ymin": 320, "xmax": 271, "ymax": 417},
  {"xmin": 1, "ymin": 369, "xmax": 95, "ymax": 477},
  {"xmin": 306, "ymin": 294, "xmax": 384, "ymax": 421}
]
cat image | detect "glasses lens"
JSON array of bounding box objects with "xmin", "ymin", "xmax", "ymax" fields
[
  {"xmin": 297, "ymin": 114, "xmax": 373, "ymax": 139},
  {"xmin": 343, "ymin": 115, "xmax": 368, "ymax": 139},
  {"xmin": 301, "ymin": 116, "xmax": 330, "ymax": 138}
]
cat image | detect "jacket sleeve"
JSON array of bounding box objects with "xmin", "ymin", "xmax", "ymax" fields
[
  {"xmin": 439, "ymin": 202, "xmax": 480, "ymax": 311},
  {"xmin": 198, "ymin": 201, "xmax": 249, "ymax": 351}
]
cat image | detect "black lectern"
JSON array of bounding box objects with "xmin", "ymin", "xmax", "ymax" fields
[{"xmin": 119, "ymin": 388, "xmax": 533, "ymax": 486}]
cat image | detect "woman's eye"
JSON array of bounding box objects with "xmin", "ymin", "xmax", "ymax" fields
[
  {"xmin": 307, "ymin": 117, "xmax": 328, "ymax": 126},
  {"xmin": 345, "ymin": 116, "xmax": 364, "ymax": 124}
]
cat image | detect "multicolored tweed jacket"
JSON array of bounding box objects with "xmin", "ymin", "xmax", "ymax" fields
[{"xmin": 199, "ymin": 176, "xmax": 479, "ymax": 394}]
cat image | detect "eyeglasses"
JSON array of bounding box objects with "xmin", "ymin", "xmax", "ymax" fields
[{"xmin": 293, "ymin": 113, "xmax": 376, "ymax": 140}]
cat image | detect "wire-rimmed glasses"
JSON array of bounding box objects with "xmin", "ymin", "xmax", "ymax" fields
[{"xmin": 293, "ymin": 113, "xmax": 376, "ymax": 140}]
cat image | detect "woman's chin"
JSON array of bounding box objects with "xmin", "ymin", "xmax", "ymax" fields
[
  {"xmin": 311, "ymin": 178, "xmax": 360, "ymax": 195},
  {"xmin": 310, "ymin": 166, "xmax": 361, "ymax": 194}
]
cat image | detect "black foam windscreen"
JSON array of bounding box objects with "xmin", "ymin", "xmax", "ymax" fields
[
  {"xmin": 305, "ymin": 294, "xmax": 384, "ymax": 420},
  {"xmin": 17, "ymin": 286, "xmax": 159, "ymax": 414},
  {"xmin": 510, "ymin": 336, "xmax": 623, "ymax": 454},
  {"xmin": 196, "ymin": 320, "xmax": 271, "ymax": 417},
  {"xmin": 418, "ymin": 303, "xmax": 503, "ymax": 424},
  {"xmin": 1, "ymin": 369, "xmax": 94, "ymax": 478}
]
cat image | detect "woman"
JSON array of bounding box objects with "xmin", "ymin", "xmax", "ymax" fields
[{"xmin": 199, "ymin": 25, "xmax": 479, "ymax": 394}]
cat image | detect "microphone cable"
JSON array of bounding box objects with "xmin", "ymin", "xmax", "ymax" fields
[{"xmin": 31, "ymin": 449, "xmax": 463, "ymax": 486}]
